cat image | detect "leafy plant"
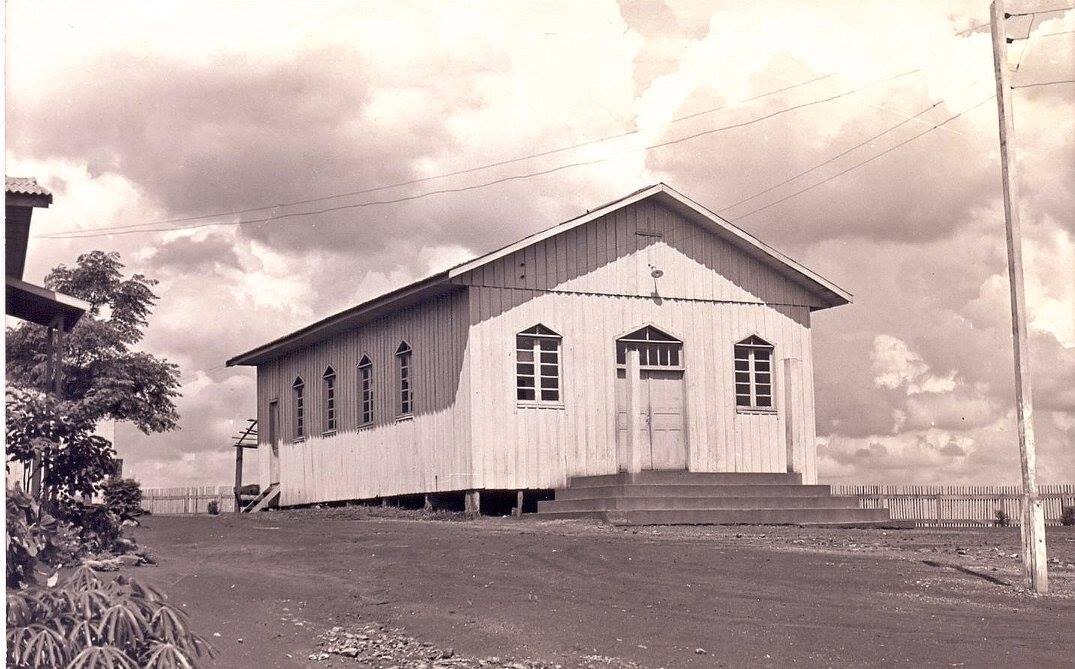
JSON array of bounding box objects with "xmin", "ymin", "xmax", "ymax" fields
[
  {"xmin": 6, "ymin": 487, "xmax": 81, "ymax": 588},
  {"xmin": 62, "ymin": 503, "xmax": 124, "ymax": 554},
  {"xmin": 6, "ymin": 565, "xmax": 211, "ymax": 668},
  {"xmin": 5, "ymin": 386, "xmax": 117, "ymax": 503},
  {"xmin": 994, "ymin": 508, "xmax": 1011, "ymax": 527},
  {"xmin": 1061, "ymin": 506, "xmax": 1075, "ymax": 527},
  {"xmin": 206, "ymin": 500, "xmax": 220, "ymax": 516},
  {"xmin": 103, "ymin": 478, "xmax": 144, "ymax": 520}
]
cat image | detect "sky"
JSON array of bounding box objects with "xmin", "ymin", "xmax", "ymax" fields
[{"xmin": 5, "ymin": 1, "xmax": 1073, "ymax": 488}]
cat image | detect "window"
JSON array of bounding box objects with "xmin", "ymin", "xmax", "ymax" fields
[
  {"xmin": 616, "ymin": 325, "xmax": 683, "ymax": 369},
  {"xmin": 734, "ymin": 336, "xmax": 774, "ymax": 410},
  {"xmin": 396, "ymin": 341, "xmax": 413, "ymax": 417},
  {"xmin": 292, "ymin": 376, "xmax": 305, "ymax": 439},
  {"xmin": 516, "ymin": 324, "xmax": 561, "ymax": 404},
  {"xmin": 358, "ymin": 355, "xmax": 373, "ymax": 426},
  {"xmin": 322, "ymin": 367, "xmax": 337, "ymax": 433}
]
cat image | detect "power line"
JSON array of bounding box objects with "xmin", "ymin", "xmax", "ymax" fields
[
  {"xmin": 1005, "ymin": 5, "xmax": 1073, "ymax": 17},
  {"xmin": 1012, "ymin": 79, "xmax": 1075, "ymax": 88},
  {"xmin": 717, "ymin": 99, "xmax": 946, "ymax": 213},
  {"xmin": 729, "ymin": 95, "xmax": 995, "ymax": 221},
  {"xmin": 41, "ymin": 72, "xmax": 842, "ymax": 238},
  {"xmin": 41, "ymin": 69, "xmax": 923, "ymax": 240}
]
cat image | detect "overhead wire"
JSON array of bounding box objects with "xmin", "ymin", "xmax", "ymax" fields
[
  {"xmin": 728, "ymin": 94, "xmax": 996, "ymax": 221},
  {"xmin": 37, "ymin": 72, "xmax": 842, "ymax": 237},
  {"xmin": 1012, "ymin": 79, "xmax": 1075, "ymax": 87},
  {"xmin": 41, "ymin": 69, "xmax": 923, "ymax": 240},
  {"xmin": 716, "ymin": 99, "xmax": 946, "ymax": 214}
]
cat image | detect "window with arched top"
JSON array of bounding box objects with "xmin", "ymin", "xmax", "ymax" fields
[
  {"xmin": 322, "ymin": 367, "xmax": 337, "ymax": 434},
  {"xmin": 357, "ymin": 355, "xmax": 373, "ymax": 426},
  {"xmin": 616, "ymin": 326, "xmax": 683, "ymax": 369},
  {"xmin": 395, "ymin": 341, "xmax": 413, "ymax": 417},
  {"xmin": 734, "ymin": 336, "xmax": 774, "ymax": 410},
  {"xmin": 292, "ymin": 377, "xmax": 305, "ymax": 439},
  {"xmin": 516, "ymin": 324, "xmax": 562, "ymax": 404}
]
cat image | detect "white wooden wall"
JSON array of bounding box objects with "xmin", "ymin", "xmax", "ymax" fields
[
  {"xmin": 255, "ymin": 198, "xmax": 830, "ymax": 505},
  {"xmin": 255, "ymin": 291, "xmax": 473, "ymax": 505},
  {"xmin": 459, "ymin": 200, "xmax": 820, "ymax": 487}
]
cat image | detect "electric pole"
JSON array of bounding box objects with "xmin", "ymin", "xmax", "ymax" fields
[{"xmin": 989, "ymin": 0, "xmax": 1048, "ymax": 595}]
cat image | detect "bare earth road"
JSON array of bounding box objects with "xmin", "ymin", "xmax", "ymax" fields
[{"xmin": 130, "ymin": 511, "xmax": 1075, "ymax": 668}]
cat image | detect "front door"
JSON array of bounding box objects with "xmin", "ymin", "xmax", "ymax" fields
[
  {"xmin": 615, "ymin": 326, "xmax": 688, "ymax": 470},
  {"xmin": 268, "ymin": 401, "xmax": 280, "ymax": 484},
  {"xmin": 642, "ymin": 369, "xmax": 687, "ymax": 469}
]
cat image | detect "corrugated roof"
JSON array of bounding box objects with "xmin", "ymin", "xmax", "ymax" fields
[{"xmin": 5, "ymin": 176, "xmax": 52, "ymax": 197}]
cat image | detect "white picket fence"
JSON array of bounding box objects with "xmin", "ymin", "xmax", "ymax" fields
[
  {"xmin": 141, "ymin": 485, "xmax": 235, "ymax": 515},
  {"xmin": 833, "ymin": 483, "xmax": 1075, "ymax": 527}
]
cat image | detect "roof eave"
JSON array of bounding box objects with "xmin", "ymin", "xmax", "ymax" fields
[{"xmin": 226, "ymin": 271, "xmax": 454, "ymax": 367}]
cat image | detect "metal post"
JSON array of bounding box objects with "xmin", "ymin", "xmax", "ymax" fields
[{"xmin": 990, "ymin": 0, "xmax": 1048, "ymax": 594}]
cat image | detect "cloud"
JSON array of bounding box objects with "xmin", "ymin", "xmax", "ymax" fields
[{"xmin": 6, "ymin": 0, "xmax": 1072, "ymax": 487}]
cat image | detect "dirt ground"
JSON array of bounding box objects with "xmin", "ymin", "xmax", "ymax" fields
[{"xmin": 128, "ymin": 509, "xmax": 1075, "ymax": 668}]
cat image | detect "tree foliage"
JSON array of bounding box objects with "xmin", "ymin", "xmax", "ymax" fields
[
  {"xmin": 5, "ymin": 387, "xmax": 117, "ymax": 503},
  {"xmin": 6, "ymin": 251, "xmax": 181, "ymax": 434}
]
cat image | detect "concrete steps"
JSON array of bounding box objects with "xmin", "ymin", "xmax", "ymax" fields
[{"xmin": 536, "ymin": 471, "xmax": 901, "ymax": 527}]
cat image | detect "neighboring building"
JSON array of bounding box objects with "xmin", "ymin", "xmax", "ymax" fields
[
  {"xmin": 227, "ymin": 184, "xmax": 851, "ymax": 509},
  {"xmin": 5, "ymin": 176, "xmax": 90, "ymax": 492}
]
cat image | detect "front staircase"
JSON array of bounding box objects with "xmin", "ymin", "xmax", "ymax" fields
[{"xmin": 536, "ymin": 471, "xmax": 905, "ymax": 527}]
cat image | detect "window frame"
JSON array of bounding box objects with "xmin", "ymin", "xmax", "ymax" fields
[
  {"xmin": 734, "ymin": 336, "xmax": 776, "ymax": 414},
  {"xmin": 395, "ymin": 341, "xmax": 413, "ymax": 419},
  {"xmin": 357, "ymin": 355, "xmax": 374, "ymax": 427},
  {"xmin": 616, "ymin": 325, "xmax": 684, "ymax": 371},
  {"xmin": 322, "ymin": 366, "xmax": 337, "ymax": 435},
  {"xmin": 516, "ymin": 324, "xmax": 563, "ymax": 408},
  {"xmin": 292, "ymin": 376, "xmax": 306, "ymax": 441}
]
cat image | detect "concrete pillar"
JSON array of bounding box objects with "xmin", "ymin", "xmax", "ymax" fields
[
  {"xmin": 626, "ymin": 350, "xmax": 643, "ymax": 474},
  {"xmin": 464, "ymin": 490, "xmax": 481, "ymax": 516},
  {"xmin": 512, "ymin": 490, "xmax": 524, "ymax": 517}
]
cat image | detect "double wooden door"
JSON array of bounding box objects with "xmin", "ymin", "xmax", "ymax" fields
[{"xmin": 616, "ymin": 368, "xmax": 687, "ymax": 470}]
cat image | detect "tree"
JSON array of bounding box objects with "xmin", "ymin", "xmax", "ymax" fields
[{"xmin": 6, "ymin": 251, "xmax": 181, "ymax": 495}]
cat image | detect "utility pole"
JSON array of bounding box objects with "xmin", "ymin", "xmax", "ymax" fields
[{"xmin": 989, "ymin": 0, "xmax": 1048, "ymax": 595}]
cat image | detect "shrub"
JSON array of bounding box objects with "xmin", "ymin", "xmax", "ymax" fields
[
  {"xmin": 994, "ymin": 508, "xmax": 1012, "ymax": 527},
  {"xmin": 206, "ymin": 500, "xmax": 220, "ymax": 515},
  {"xmin": 62, "ymin": 503, "xmax": 124, "ymax": 554},
  {"xmin": 6, "ymin": 565, "xmax": 211, "ymax": 668},
  {"xmin": 1061, "ymin": 506, "xmax": 1075, "ymax": 527},
  {"xmin": 103, "ymin": 478, "xmax": 144, "ymax": 520},
  {"xmin": 5, "ymin": 488, "xmax": 82, "ymax": 588}
]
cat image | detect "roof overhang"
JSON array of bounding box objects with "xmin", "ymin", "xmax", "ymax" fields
[
  {"xmin": 226, "ymin": 271, "xmax": 461, "ymax": 366},
  {"xmin": 5, "ymin": 276, "xmax": 89, "ymax": 331}
]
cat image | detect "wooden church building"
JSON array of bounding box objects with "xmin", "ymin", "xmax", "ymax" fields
[{"xmin": 228, "ymin": 184, "xmax": 890, "ymax": 523}]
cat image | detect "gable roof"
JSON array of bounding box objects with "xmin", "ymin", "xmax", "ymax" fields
[{"xmin": 227, "ymin": 183, "xmax": 851, "ymax": 366}]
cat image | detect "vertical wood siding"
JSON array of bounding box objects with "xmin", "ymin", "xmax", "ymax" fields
[
  {"xmin": 461, "ymin": 200, "xmax": 823, "ymax": 489},
  {"xmin": 454, "ymin": 200, "xmax": 827, "ymax": 309},
  {"xmin": 255, "ymin": 290, "xmax": 472, "ymax": 505},
  {"xmin": 254, "ymin": 198, "xmax": 833, "ymax": 505}
]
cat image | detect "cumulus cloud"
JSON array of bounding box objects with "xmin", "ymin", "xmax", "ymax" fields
[{"xmin": 6, "ymin": 0, "xmax": 1072, "ymax": 486}]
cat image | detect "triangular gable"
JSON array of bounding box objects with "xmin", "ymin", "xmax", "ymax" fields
[
  {"xmin": 447, "ymin": 183, "xmax": 851, "ymax": 308},
  {"xmin": 227, "ymin": 183, "xmax": 849, "ymax": 367}
]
